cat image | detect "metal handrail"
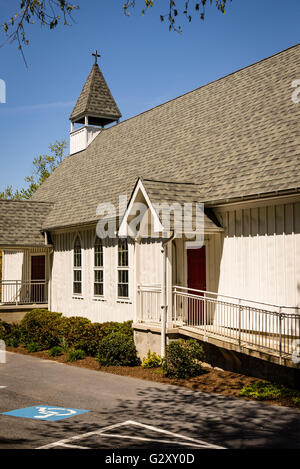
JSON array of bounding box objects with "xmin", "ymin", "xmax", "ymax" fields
[
  {"xmin": 0, "ymin": 280, "xmax": 48, "ymax": 305},
  {"xmin": 173, "ymin": 287, "xmax": 300, "ymax": 360},
  {"xmin": 173, "ymin": 285, "xmax": 300, "ymax": 312}
]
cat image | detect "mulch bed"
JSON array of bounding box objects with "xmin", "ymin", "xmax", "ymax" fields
[{"xmin": 6, "ymin": 345, "xmax": 300, "ymax": 410}]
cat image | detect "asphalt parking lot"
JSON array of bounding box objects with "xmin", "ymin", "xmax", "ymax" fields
[{"xmin": 1, "ymin": 351, "xmax": 300, "ymax": 450}]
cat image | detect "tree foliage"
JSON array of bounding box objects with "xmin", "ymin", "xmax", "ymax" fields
[
  {"xmin": 123, "ymin": 0, "xmax": 232, "ymax": 32},
  {"xmin": 0, "ymin": 139, "xmax": 67, "ymax": 200},
  {"xmin": 2, "ymin": 0, "xmax": 232, "ymax": 61},
  {"xmin": 2, "ymin": 1, "xmax": 79, "ymax": 64}
]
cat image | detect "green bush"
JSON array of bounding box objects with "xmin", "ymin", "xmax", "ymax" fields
[
  {"xmin": 0, "ymin": 320, "xmax": 21, "ymax": 344},
  {"xmin": 239, "ymin": 381, "xmax": 300, "ymax": 401},
  {"xmin": 67, "ymin": 348, "xmax": 86, "ymax": 362},
  {"xmin": 292, "ymin": 397, "xmax": 300, "ymax": 407},
  {"xmin": 20, "ymin": 309, "xmax": 63, "ymax": 350},
  {"xmin": 97, "ymin": 332, "xmax": 140, "ymax": 367},
  {"xmin": 79, "ymin": 323, "xmax": 105, "ymax": 356},
  {"xmin": 142, "ymin": 350, "xmax": 162, "ymax": 368},
  {"xmin": 59, "ymin": 336, "xmax": 69, "ymax": 353},
  {"xmin": 5, "ymin": 337, "xmax": 20, "ymax": 348},
  {"xmin": 162, "ymin": 339, "xmax": 205, "ymax": 379},
  {"xmin": 17, "ymin": 310, "xmax": 134, "ymax": 358},
  {"xmin": 98, "ymin": 321, "xmax": 134, "ymax": 340},
  {"xmin": 78, "ymin": 320, "xmax": 134, "ymax": 357},
  {"xmin": 48, "ymin": 346, "xmax": 63, "ymax": 357},
  {"xmin": 60, "ymin": 316, "xmax": 91, "ymax": 350},
  {"xmin": 26, "ymin": 342, "xmax": 41, "ymax": 352}
]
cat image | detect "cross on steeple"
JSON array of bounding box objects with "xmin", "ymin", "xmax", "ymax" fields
[{"xmin": 92, "ymin": 49, "xmax": 101, "ymax": 65}]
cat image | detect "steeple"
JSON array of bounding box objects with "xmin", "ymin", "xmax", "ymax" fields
[{"xmin": 69, "ymin": 51, "xmax": 122, "ymax": 155}]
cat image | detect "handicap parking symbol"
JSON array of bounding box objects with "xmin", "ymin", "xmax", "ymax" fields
[{"xmin": 1, "ymin": 405, "xmax": 89, "ymax": 421}]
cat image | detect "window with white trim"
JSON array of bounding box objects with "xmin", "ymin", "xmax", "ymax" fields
[
  {"xmin": 117, "ymin": 239, "xmax": 129, "ymax": 298},
  {"xmin": 73, "ymin": 236, "xmax": 82, "ymax": 295},
  {"xmin": 94, "ymin": 237, "xmax": 104, "ymax": 296}
]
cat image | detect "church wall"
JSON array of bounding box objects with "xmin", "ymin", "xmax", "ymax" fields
[
  {"xmin": 212, "ymin": 196, "xmax": 300, "ymax": 310},
  {"xmin": 50, "ymin": 227, "xmax": 135, "ymax": 323}
]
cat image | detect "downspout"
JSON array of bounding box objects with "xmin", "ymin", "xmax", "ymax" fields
[
  {"xmin": 44, "ymin": 231, "xmax": 53, "ymax": 312},
  {"xmin": 48, "ymin": 248, "xmax": 53, "ymax": 312},
  {"xmin": 161, "ymin": 230, "xmax": 176, "ymax": 358}
]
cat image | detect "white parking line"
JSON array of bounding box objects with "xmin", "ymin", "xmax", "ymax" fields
[{"xmin": 37, "ymin": 419, "xmax": 225, "ymax": 450}]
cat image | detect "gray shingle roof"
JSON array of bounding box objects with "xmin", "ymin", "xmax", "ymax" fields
[
  {"xmin": 0, "ymin": 201, "xmax": 53, "ymax": 247},
  {"xmin": 70, "ymin": 63, "xmax": 122, "ymax": 125},
  {"xmin": 32, "ymin": 44, "xmax": 300, "ymax": 230},
  {"xmin": 141, "ymin": 178, "xmax": 222, "ymax": 233}
]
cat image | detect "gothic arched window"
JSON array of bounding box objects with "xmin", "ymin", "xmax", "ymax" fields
[{"xmin": 73, "ymin": 236, "xmax": 82, "ymax": 295}]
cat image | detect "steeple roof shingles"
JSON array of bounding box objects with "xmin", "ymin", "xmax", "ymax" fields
[{"xmin": 70, "ymin": 63, "xmax": 122, "ymax": 124}]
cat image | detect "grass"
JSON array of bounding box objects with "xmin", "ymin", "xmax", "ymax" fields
[{"xmin": 239, "ymin": 380, "xmax": 300, "ymax": 405}]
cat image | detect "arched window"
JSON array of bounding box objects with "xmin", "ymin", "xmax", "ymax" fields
[
  {"xmin": 117, "ymin": 239, "xmax": 129, "ymax": 298},
  {"xmin": 73, "ymin": 236, "xmax": 82, "ymax": 295},
  {"xmin": 94, "ymin": 237, "xmax": 104, "ymax": 296}
]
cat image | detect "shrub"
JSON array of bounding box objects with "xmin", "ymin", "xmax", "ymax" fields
[
  {"xmin": 67, "ymin": 348, "xmax": 86, "ymax": 362},
  {"xmin": 20, "ymin": 309, "xmax": 63, "ymax": 350},
  {"xmin": 97, "ymin": 332, "xmax": 140, "ymax": 367},
  {"xmin": 26, "ymin": 342, "xmax": 41, "ymax": 352},
  {"xmin": 292, "ymin": 397, "xmax": 300, "ymax": 407},
  {"xmin": 5, "ymin": 337, "xmax": 20, "ymax": 348},
  {"xmin": 71, "ymin": 320, "xmax": 134, "ymax": 357},
  {"xmin": 0, "ymin": 320, "xmax": 11, "ymax": 341},
  {"xmin": 98, "ymin": 321, "xmax": 134, "ymax": 340},
  {"xmin": 48, "ymin": 346, "xmax": 63, "ymax": 357},
  {"xmin": 59, "ymin": 336, "xmax": 69, "ymax": 353},
  {"xmin": 162, "ymin": 339, "xmax": 205, "ymax": 379},
  {"xmin": 60, "ymin": 316, "xmax": 91, "ymax": 350},
  {"xmin": 18, "ymin": 310, "xmax": 134, "ymax": 357},
  {"xmin": 0, "ymin": 320, "xmax": 21, "ymax": 344},
  {"xmin": 78, "ymin": 323, "xmax": 104, "ymax": 356},
  {"xmin": 142, "ymin": 350, "xmax": 162, "ymax": 368}
]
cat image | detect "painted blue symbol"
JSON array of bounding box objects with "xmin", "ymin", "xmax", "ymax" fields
[{"xmin": 1, "ymin": 406, "xmax": 89, "ymax": 421}]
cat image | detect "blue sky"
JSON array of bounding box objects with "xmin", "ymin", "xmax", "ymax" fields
[{"xmin": 0, "ymin": 0, "xmax": 299, "ymax": 192}]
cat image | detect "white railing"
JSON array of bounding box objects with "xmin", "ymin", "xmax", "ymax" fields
[
  {"xmin": 173, "ymin": 286, "xmax": 300, "ymax": 359},
  {"xmin": 0, "ymin": 280, "xmax": 48, "ymax": 305},
  {"xmin": 137, "ymin": 284, "xmax": 162, "ymax": 324}
]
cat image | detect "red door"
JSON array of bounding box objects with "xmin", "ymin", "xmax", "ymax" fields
[
  {"xmin": 187, "ymin": 247, "xmax": 206, "ymax": 325},
  {"xmin": 31, "ymin": 256, "xmax": 46, "ymax": 303}
]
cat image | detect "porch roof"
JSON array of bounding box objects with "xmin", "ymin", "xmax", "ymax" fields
[
  {"xmin": 119, "ymin": 177, "xmax": 223, "ymax": 237},
  {"xmin": 0, "ymin": 200, "xmax": 54, "ymax": 248},
  {"xmin": 142, "ymin": 178, "xmax": 223, "ymax": 233}
]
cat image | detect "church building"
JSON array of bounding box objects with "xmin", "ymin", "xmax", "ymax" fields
[{"xmin": 0, "ymin": 45, "xmax": 300, "ymax": 375}]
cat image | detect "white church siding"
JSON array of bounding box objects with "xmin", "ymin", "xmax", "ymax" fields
[
  {"xmin": 50, "ymin": 227, "xmax": 135, "ymax": 323},
  {"xmin": 211, "ymin": 196, "xmax": 300, "ymax": 310},
  {"xmin": 200, "ymin": 196, "xmax": 300, "ymax": 335},
  {"xmin": 2, "ymin": 247, "xmax": 49, "ymax": 284},
  {"xmin": 2, "ymin": 250, "xmax": 24, "ymax": 283}
]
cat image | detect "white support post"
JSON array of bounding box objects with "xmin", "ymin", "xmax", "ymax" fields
[
  {"xmin": 85, "ymin": 116, "xmax": 89, "ymax": 148},
  {"xmin": 238, "ymin": 298, "xmax": 241, "ymax": 352}
]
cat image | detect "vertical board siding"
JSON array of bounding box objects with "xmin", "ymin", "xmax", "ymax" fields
[
  {"xmin": 2, "ymin": 248, "xmax": 48, "ymax": 283},
  {"xmin": 213, "ymin": 200, "xmax": 300, "ymax": 309},
  {"xmin": 51, "ymin": 228, "xmax": 136, "ymax": 322}
]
